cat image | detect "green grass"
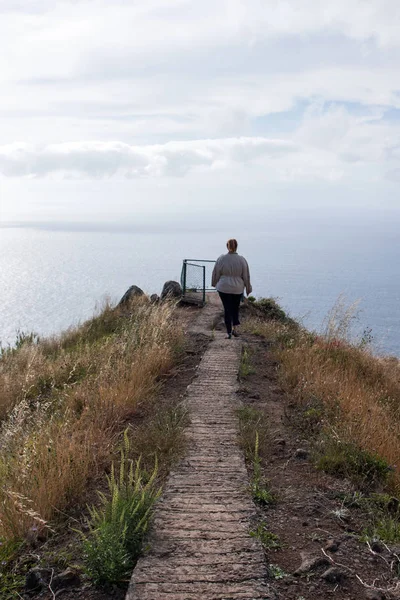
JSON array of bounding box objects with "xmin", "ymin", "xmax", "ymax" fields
[
  {"xmin": 0, "ymin": 539, "xmax": 24, "ymax": 600},
  {"xmin": 236, "ymin": 406, "xmax": 269, "ymax": 461},
  {"xmin": 345, "ymin": 492, "xmax": 400, "ymax": 544},
  {"xmin": 239, "ymin": 346, "xmax": 255, "ymax": 379},
  {"xmin": 250, "ymin": 522, "xmax": 280, "ymax": 549},
  {"xmin": 315, "ymin": 437, "xmax": 391, "ymax": 490},
  {"xmin": 371, "ymin": 516, "xmax": 400, "ymax": 543}
]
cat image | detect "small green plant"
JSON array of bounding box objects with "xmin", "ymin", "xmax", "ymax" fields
[
  {"xmin": 250, "ymin": 522, "xmax": 280, "ymax": 550},
  {"xmin": 250, "ymin": 432, "xmax": 276, "ymax": 507},
  {"xmin": 236, "ymin": 406, "xmax": 269, "ymax": 461},
  {"xmin": 268, "ymin": 563, "xmax": 287, "ymax": 579},
  {"xmin": 80, "ymin": 431, "xmax": 161, "ymax": 585},
  {"xmin": 239, "ymin": 346, "xmax": 255, "ymax": 379}
]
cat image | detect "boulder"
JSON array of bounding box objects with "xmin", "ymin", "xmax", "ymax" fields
[
  {"xmin": 161, "ymin": 281, "xmax": 182, "ymax": 300},
  {"xmin": 118, "ymin": 285, "xmax": 144, "ymax": 306}
]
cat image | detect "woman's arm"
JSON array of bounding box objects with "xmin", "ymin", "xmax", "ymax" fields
[
  {"xmin": 211, "ymin": 258, "xmax": 221, "ymax": 288},
  {"xmin": 242, "ymin": 258, "xmax": 252, "ymax": 295}
]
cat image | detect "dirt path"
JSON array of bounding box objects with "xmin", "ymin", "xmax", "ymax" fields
[{"xmin": 126, "ymin": 302, "xmax": 273, "ymax": 600}]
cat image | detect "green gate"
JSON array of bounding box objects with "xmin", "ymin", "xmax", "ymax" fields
[{"xmin": 181, "ymin": 259, "xmax": 216, "ymax": 306}]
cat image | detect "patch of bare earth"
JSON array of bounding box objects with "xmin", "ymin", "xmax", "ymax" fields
[{"xmin": 236, "ymin": 322, "xmax": 399, "ymax": 600}]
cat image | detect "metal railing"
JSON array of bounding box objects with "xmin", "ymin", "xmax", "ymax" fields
[{"xmin": 181, "ymin": 259, "xmax": 216, "ymax": 305}]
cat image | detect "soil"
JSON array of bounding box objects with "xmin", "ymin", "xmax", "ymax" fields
[{"xmin": 232, "ymin": 314, "xmax": 400, "ymax": 600}]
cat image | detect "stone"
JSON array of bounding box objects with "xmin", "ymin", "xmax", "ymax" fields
[
  {"xmin": 150, "ymin": 294, "xmax": 159, "ymax": 304},
  {"xmin": 321, "ymin": 566, "xmax": 347, "ymax": 583},
  {"xmin": 295, "ymin": 448, "xmax": 308, "ymax": 459},
  {"xmin": 371, "ymin": 540, "xmax": 384, "ymax": 553},
  {"xmin": 294, "ymin": 556, "xmax": 330, "ymax": 575},
  {"xmin": 274, "ymin": 438, "xmax": 286, "ymax": 446},
  {"xmin": 365, "ymin": 590, "xmax": 387, "ymax": 600},
  {"xmin": 161, "ymin": 280, "xmax": 182, "ymax": 300},
  {"xmin": 324, "ymin": 539, "xmax": 340, "ymax": 553},
  {"xmin": 25, "ymin": 569, "xmax": 43, "ymax": 593},
  {"xmin": 51, "ymin": 568, "xmax": 81, "ymax": 591},
  {"xmin": 118, "ymin": 285, "xmax": 144, "ymax": 306},
  {"xmin": 25, "ymin": 567, "xmax": 52, "ymax": 593}
]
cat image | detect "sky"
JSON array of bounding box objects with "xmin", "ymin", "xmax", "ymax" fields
[{"xmin": 1, "ymin": 0, "xmax": 400, "ymax": 227}]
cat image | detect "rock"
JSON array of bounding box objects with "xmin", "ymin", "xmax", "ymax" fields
[
  {"xmin": 249, "ymin": 392, "xmax": 261, "ymax": 399},
  {"xmin": 321, "ymin": 566, "xmax": 347, "ymax": 583},
  {"xmin": 365, "ymin": 590, "xmax": 387, "ymax": 600},
  {"xmin": 25, "ymin": 567, "xmax": 52, "ymax": 593},
  {"xmin": 295, "ymin": 448, "xmax": 308, "ymax": 459},
  {"xmin": 25, "ymin": 569, "xmax": 43, "ymax": 593},
  {"xmin": 51, "ymin": 568, "xmax": 81, "ymax": 591},
  {"xmin": 161, "ymin": 280, "xmax": 182, "ymax": 300},
  {"xmin": 294, "ymin": 556, "xmax": 330, "ymax": 575},
  {"xmin": 371, "ymin": 540, "xmax": 384, "ymax": 553},
  {"xmin": 324, "ymin": 539, "xmax": 340, "ymax": 553},
  {"xmin": 118, "ymin": 285, "xmax": 144, "ymax": 306},
  {"xmin": 274, "ymin": 438, "xmax": 286, "ymax": 446},
  {"xmin": 150, "ymin": 293, "xmax": 160, "ymax": 303}
]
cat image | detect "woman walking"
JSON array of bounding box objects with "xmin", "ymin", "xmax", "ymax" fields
[{"xmin": 211, "ymin": 239, "xmax": 252, "ymax": 339}]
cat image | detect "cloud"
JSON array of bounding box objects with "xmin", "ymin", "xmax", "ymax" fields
[
  {"xmin": 1, "ymin": 0, "xmax": 400, "ymax": 193},
  {"xmin": 0, "ymin": 137, "xmax": 298, "ymax": 178}
]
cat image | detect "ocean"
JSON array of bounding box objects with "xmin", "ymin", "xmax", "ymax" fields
[{"xmin": 1, "ymin": 211, "xmax": 399, "ymax": 355}]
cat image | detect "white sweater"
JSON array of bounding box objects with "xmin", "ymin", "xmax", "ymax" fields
[{"xmin": 211, "ymin": 252, "xmax": 252, "ymax": 295}]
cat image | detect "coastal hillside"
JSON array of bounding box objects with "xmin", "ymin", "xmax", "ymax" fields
[{"xmin": 0, "ymin": 292, "xmax": 399, "ymax": 599}]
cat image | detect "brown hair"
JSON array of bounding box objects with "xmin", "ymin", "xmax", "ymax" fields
[{"xmin": 226, "ymin": 239, "xmax": 238, "ymax": 253}]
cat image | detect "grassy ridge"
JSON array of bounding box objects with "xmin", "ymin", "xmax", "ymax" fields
[
  {"xmin": 0, "ymin": 297, "xmax": 184, "ymax": 543},
  {"xmin": 244, "ymin": 298, "xmax": 400, "ymax": 494}
]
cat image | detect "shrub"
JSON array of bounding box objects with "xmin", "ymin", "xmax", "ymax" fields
[
  {"xmin": 254, "ymin": 298, "xmax": 291, "ymax": 323},
  {"xmin": 81, "ymin": 432, "xmax": 161, "ymax": 585}
]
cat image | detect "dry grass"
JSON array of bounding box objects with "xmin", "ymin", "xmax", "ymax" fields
[
  {"xmin": 0, "ymin": 297, "xmax": 184, "ymax": 541},
  {"xmin": 243, "ymin": 300, "xmax": 400, "ymax": 494}
]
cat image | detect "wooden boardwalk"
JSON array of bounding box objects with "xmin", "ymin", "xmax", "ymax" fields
[{"xmin": 126, "ymin": 307, "xmax": 272, "ymax": 600}]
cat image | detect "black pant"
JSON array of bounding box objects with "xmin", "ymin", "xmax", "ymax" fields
[{"xmin": 218, "ymin": 292, "xmax": 242, "ymax": 334}]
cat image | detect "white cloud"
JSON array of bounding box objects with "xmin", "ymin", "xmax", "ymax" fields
[
  {"xmin": 0, "ymin": 137, "xmax": 298, "ymax": 178},
  {"xmin": 1, "ymin": 0, "xmax": 400, "ymax": 198}
]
